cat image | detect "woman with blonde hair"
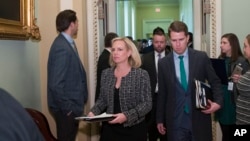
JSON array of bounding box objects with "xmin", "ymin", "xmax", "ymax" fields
[{"xmin": 88, "ymin": 37, "xmax": 152, "ymax": 141}]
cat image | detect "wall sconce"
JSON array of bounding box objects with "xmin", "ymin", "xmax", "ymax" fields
[
  {"xmin": 97, "ymin": 0, "xmax": 104, "ymax": 19},
  {"xmin": 203, "ymin": 0, "xmax": 210, "ymax": 14}
]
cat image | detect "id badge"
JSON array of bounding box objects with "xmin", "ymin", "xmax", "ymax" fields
[{"xmin": 228, "ymin": 82, "xmax": 234, "ymax": 91}]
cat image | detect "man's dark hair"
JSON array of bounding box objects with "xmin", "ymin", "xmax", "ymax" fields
[
  {"xmin": 168, "ymin": 21, "xmax": 188, "ymax": 37},
  {"xmin": 126, "ymin": 36, "xmax": 133, "ymax": 41},
  {"xmin": 56, "ymin": 9, "xmax": 77, "ymax": 32},
  {"xmin": 105, "ymin": 32, "xmax": 118, "ymax": 47},
  {"xmin": 153, "ymin": 27, "xmax": 165, "ymax": 36},
  {"xmin": 188, "ymin": 32, "xmax": 193, "ymax": 43}
]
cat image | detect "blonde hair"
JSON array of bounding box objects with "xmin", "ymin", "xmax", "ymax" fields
[{"xmin": 109, "ymin": 37, "xmax": 141, "ymax": 68}]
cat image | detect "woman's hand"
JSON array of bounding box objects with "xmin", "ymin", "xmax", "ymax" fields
[
  {"xmin": 108, "ymin": 113, "xmax": 127, "ymax": 124},
  {"xmin": 87, "ymin": 112, "xmax": 95, "ymax": 117},
  {"xmin": 231, "ymin": 74, "xmax": 241, "ymax": 83}
]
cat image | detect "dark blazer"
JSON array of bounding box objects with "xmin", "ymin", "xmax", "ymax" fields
[
  {"xmin": 141, "ymin": 50, "xmax": 169, "ymax": 97},
  {"xmin": 95, "ymin": 49, "xmax": 110, "ymax": 101},
  {"xmin": 156, "ymin": 48, "xmax": 223, "ymax": 141},
  {"xmin": 141, "ymin": 51, "xmax": 157, "ymax": 95},
  {"xmin": 47, "ymin": 33, "xmax": 88, "ymax": 116}
]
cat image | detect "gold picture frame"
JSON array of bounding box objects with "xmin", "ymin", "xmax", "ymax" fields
[{"xmin": 0, "ymin": 0, "xmax": 41, "ymax": 40}]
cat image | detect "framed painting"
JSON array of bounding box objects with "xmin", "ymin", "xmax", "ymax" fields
[{"xmin": 0, "ymin": 0, "xmax": 40, "ymax": 40}]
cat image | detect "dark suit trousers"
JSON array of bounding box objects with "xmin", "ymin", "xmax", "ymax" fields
[
  {"xmin": 170, "ymin": 128, "xmax": 193, "ymax": 141},
  {"xmin": 53, "ymin": 111, "xmax": 79, "ymax": 141},
  {"xmin": 147, "ymin": 93, "xmax": 167, "ymax": 141}
]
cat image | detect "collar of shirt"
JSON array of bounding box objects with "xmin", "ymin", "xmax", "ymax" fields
[
  {"xmin": 61, "ymin": 32, "xmax": 74, "ymax": 46},
  {"xmin": 173, "ymin": 48, "xmax": 188, "ymax": 61},
  {"xmin": 105, "ymin": 48, "xmax": 111, "ymax": 53},
  {"xmin": 173, "ymin": 48, "xmax": 189, "ymax": 82},
  {"xmin": 154, "ymin": 51, "xmax": 165, "ymax": 59},
  {"xmin": 154, "ymin": 51, "xmax": 165, "ymax": 93}
]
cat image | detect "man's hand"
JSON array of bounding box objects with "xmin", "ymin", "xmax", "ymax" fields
[
  {"xmin": 202, "ymin": 99, "xmax": 221, "ymax": 114},
  {"xmin": 157, "ymin": 123, "xmax": 166, "ymax": 135}
]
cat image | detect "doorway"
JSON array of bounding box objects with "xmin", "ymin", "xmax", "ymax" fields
[
  {"xmin": 143, "ymin": 19, "xmax": 173, "ymax": 39},
  {"xmin": 115, "ymin": 0, "xmax": 183, "ymax": 40}
]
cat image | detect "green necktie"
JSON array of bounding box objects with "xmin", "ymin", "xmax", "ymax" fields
[
  {"xmin": 179, "ymin": 56, "xmax": 189, "ymax": 113},
  {"xmin": 179, "ymin": 56, "xmax": 187, "ymax": 91}
]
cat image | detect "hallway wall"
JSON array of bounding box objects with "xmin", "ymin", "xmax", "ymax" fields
[
  {"xmin": 222, "ymin": 0, "xmax": 250, "ymax": 46},
  {"xmin": 0, "ymin": 40, "xmax": 41, "ymax": 109}
]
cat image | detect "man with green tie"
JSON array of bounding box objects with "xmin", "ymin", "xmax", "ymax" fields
[{"xmin": 156, "ymin": 21, "xmax": 223, "ymax": 141}]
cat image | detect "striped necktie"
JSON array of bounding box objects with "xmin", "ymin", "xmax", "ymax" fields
[
  {"xmin": 158, "ymin": 53, "xmax": 161, "ymax": 61},
  {"xmin": 72, "ymin": 41, "xmax": 79, "ymax": 55}
]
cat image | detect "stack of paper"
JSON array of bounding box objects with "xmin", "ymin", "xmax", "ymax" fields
[
  {"xmin": 75, "ymin": 113, "xmax": 115, "ymax": 122},
  {"xmin": 195, "ymin": 79, "xmax": 212, "ymax": 109}
]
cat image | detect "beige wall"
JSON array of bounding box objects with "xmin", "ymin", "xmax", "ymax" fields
[{"xmin": 38, "ymin": 0, "xmax": 59, "ymax": 138}]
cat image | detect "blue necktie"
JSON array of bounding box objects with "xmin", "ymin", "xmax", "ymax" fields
[{"xmin": 179, "ymin": 56, "xmax": 189, "ymax": 113}]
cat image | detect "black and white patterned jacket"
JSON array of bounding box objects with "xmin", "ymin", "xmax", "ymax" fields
[{"xmin": 91, "ymin": 67, "xmax": 152, "ymax": 127}]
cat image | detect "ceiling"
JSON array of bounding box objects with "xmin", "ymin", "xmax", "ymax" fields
[
  {"xmin": 136, "ymin": 0, "xmax": 179, "ymax": 5},
  {"xmin": 116, "ymin": 0, "xmax": 179, "ymax": 5}
]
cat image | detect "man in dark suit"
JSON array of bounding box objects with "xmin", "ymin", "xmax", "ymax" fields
[
  {"xmin": 141, "ymin": 27, "xmax": 169, "ymax": 141},
  {"xmin": 156, "ymin": 21, "xmax": 223, "ymax": 141},
  {"xmin": 188, "ymin": 32, "xmax": 193, "ymax": 48},
  {"xmin": 47, "ymin": 9, "xmax": 88, "ymax": 141},
  {"xmin": 0, "ymin": 88, "xmax": 44, "ymax": 141},
  {"xmin": 95, "ymin": 32, "xmax": 118, "ymax": 101}
]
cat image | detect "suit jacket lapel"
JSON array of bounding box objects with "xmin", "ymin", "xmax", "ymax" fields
[
  {"xmin": 59, "ymin": 33, "xmax": 84, "ymax": 73},
  {"xmin": 151, "ymin": 52, "xmax": 157, "ymax": 76},
  {"xmin": 188, "ymin": 48, "xmax": 196, "ymax": 87},
  {"xmin": 168, "ymin": 52, "xmax": 177, "ymax": 83}
]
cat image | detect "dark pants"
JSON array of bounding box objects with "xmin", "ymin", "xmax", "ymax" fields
[
  {"xmin": 148, "ymin": 125, "xmax": 167, "ymax": 141},
  {"xmin": 220, "ymin": 123, "xmax": 235, "ymax": 141},
  {"xmin": 100, "ymin": 121, "xmax": 147, "ymax": 141},
  {"xmin": 146, "ymin": 94, "xmax": 167, "ymax": 141},
  {"xmin": 171, "ymin": 128, "xmax": 193, "ymax": 141},
  {"xmin": 53, "ymin": 111, "xmax": 79, "ymax": 141}
]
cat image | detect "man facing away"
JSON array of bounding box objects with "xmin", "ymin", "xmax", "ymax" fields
[
  {"xmin": 95, "ymin": 32, "xmax": 118, "ymax": 101},
  {"xmin": 47, "ymin": 9, "xmax": 88, "ymax": 141},
  {"xmin": 156, "ymin": 21, "xmax": 223, "ymax": 141},
  {"xmin": 141, "ymin": 27, "xmax": 170, "ymax": 141}
]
